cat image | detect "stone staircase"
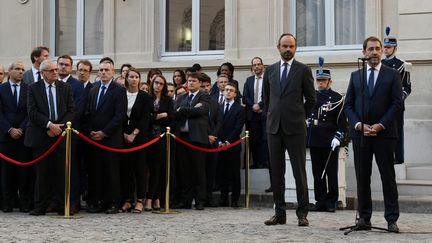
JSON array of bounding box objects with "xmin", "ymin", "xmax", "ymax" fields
[{"xmin": 397, "ymin": 163, "xmax": 432, "ymax": 196}]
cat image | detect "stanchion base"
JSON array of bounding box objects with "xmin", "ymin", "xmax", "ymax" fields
[
  {"xmin": 52, "ymin": 215, "xmax": 83, "ymax": 219},
  {"xmin": 153, "ymin": 210, "xmax": 180, "ymax": 214}
]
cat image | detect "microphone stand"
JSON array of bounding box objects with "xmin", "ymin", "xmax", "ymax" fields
[{"xmin": 339, "ymin": 58, "xmax": 390, "ymax": 235}]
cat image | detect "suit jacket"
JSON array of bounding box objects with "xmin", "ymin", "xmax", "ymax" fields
[
  {"xmin": 216, "ymin": 102, "xmax": 245, "ymax": 152},
  {"xmin": 24, "ymin": 80, "xmax": 75, "ymax": 149},
  {"xmin": 344, "ymin": 65, "xmax": 402, "ymax": 139},
  {"xmin": 207, "ymin": 97, "xmax": 219, "ymax": 137},
  {"xmin": 23, "ymin": 69, "xmax": 35, "ymax": 85},
  {"xmin": 0, "ymin": 81, "xmax": 29, "ymax": 143},
  {"xmin": 124, "ymin": 90, "xmax": 153, "ymax": 143},
  {"xmin": 174, "ymin": 91, "xmax": 210, "ymax": 144},
  {"xmin": 242, "ymin": 75, "xmax": 264, "ymax": 121},
  {"xmin": 149, "ymin": 96, "xmax": 174, "ymax": 137},
  {"xmin": 62, "ymin": 76, "xmax": 84, "ymax": 127},
  {"xmin": 263, "ymin": 59, "xmax": 316, "ymax": 135},
  {"xmin": 84, "ymin": 80, "xmax": 127, "ymax": 147},
  {"xmin": 77, "ymin": 81, "xmax": 93, "ymax": 130}
]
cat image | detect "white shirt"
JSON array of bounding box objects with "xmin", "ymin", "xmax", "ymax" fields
[
  {"xmin": 223, "ymin": 100, "xmax": 235, "ymax": 113},
  {"xmin": 8, "ymin": 80, "xmax": 21, "ymax": 104},
  {"xmin": 253, "ymin": 74, "xmax": 263, "ymax": 104},
  {"xmin": 59, "ymin": 74, "xmax": 71, "ymax": 83},
  {"xmin": 367, "ymin": 63, "xmax": 381, "ymax": 88},
  {"xmin": 126, "ymin": 91, "xmax": 138, "ymax": 118},
  {"xmin": 32, "ymin": 66, "xmax": 40, "ymax": 82},
  {"xmin": 280, "ymin": 58, "xmax": 294, "ymax": 80},
  {"xmin": 44, "ymin": 80, "xmax": 58, "ymax": 121}
]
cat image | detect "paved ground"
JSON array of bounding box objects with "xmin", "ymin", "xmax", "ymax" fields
[{"xmin": 1, "ymin": 207, "xmax": 431, "ymax": 242}]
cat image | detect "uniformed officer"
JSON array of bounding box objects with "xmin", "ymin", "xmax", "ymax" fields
[
  {"xmin": 307, "ymin": 57, "xmax": 347, "ymax": 212},
  {"xmin": 382, "ymin": 26, "xmax": 412, "ymax": 164}
]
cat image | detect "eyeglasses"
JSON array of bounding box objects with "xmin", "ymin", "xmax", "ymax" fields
[{"xmin": 43, "ymin": 68, "xmax": 58, "ymax": 73}]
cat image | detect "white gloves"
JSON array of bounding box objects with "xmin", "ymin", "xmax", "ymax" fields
[{"xmin": 331, "ymin": 138, "xmax": 340, "ymax": 151}]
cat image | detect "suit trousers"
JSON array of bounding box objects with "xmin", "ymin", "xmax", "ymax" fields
[
  {"xmin": 310, "ymin": 147, "xmax": 339, "ymax": 209},
  {"xmin": 147, "ymin": 139, "xmax": 165, "ymax": 200},
  {"xmin": 87, "ymin": 147, "xmax": 121, "ymax": 207},
  {"xmin": 395, "ymin": 110, "xmax": 405, "ymax": 163},
  {"xmin": 352, "ymin": 137, "xmax": 399, "ymax": 223},
  {"xmin": 268, "ymin": 131, "xmax": 309, "ymax": 218},
  {"xmin": 218, "ymin": 149, "xmax": 241, "ymax": 203},
  {"xmin": 177, "ymin": 132, "xmax": 207, "ymax": 206},
  {"xmin": 245, "ymin": 113, "xmax": 269, "ymax": 168}
]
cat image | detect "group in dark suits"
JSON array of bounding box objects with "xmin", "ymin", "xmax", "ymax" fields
[
  {"xmin": 84, "ymin": 60, "xmax": 127, "ymax": 214},
  {"xmin": 263, "ymin": 33, "xmax": 316, "ymax": 227},
  {"xmin": 242, "ymin": 57, "xmax": 270, "ymax": 175},
  {"xmin": 306, "ymin": 60, "xmax": 346, "ymax": 213},
  {"xmin": 25, "ymin": 60, "xmax": 75, "ymax": 215},
  {"xmin": 173, "ymin": 72, "xmax": 210, "ymax": 210},
  {"xmin": 0, "ymin": 61, "xmax": 33, "ymax": 212},
  {"xmin": 344, "ymin": 36, "xmax": 402, "ymax": 233},
  {"xmin": 119, "ymin": 68, "xmax": 153, "ymax": 213},
  {"xmin": 216, "ymin": 83, "xmax": 245, "ymax": 208}
]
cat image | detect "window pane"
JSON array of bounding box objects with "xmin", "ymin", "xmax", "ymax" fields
[
  {"xmin": 199, "ymin": 0, "xmax": 224, "ymax": 51},
  {"xmin": 334, "ymin": 0, "xmax": 365, "ymax": 45},
  {"xmin": 166, "ymin": 0, "xmax": 192, "ymax": 52},
  {"xmin": 84, "ymin": 0, "xmax": 104, "ymax": 55},
  {"xmin": 55, "ymin": 0, "xmax": 77, "ymax": 56},
  {"xmin": 296, "ymin": 0, "xmax": 325, "ymax": 47}
]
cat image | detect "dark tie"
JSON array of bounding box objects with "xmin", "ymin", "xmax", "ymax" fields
[
  {"xmin": 97, "ymin": 85, "xmax": 106, "ymax": 109},
  {"xmin": 368, "ymin": 67, "xmax": 375, "ymax": 94},
  {"xmin": 224, "ymin": 103, "xmax": 230, "ymax": 118},
  {"xmin": 188, "ymin": 93, "xmax": 194, "ymax": 107},
  {"xmin": 218, "ymin": 93, "xmax": 224, "ymax": 105},
  {"xmin": 48, "ymin": 85, "xmax": 56, "ymax": 121},
  {"xmin": 37, "ymin": 71, "xmax": 42, "ymax": 82},
  {"xmin": 12, "ymin": 84, "xmax": 18, "ymax": 106},
  {"xmin": 281, "ymin": 62, "xmax": 288, "ymax": 83}
]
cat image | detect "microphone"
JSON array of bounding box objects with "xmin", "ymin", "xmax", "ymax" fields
[{"xmin": 358, "ymin": 57, "xmax": 371, "ymax": 61}]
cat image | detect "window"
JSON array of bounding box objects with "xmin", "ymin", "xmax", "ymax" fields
[
  {"xmin": 292, "ymin": 0, "xmax": 365, "ymax": 49},
  {"xmin": 51, "ymin": 0, "xmax": 104, "ymax": 57},
  {"xmin": 162, "ymin": 0, "xmax": 225, "ymax": 57}
]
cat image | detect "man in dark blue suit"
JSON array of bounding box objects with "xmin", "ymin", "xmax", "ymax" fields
[
  {"xmin": 84, "ymin": 59, "xmax": 127, "ymax": 214},
  {"xmin": 344, "ymin": 36, "xmax": 402, "ymax": 233},
  {"xmin": 57, "ymin": 55, "xmax": 84, "ymax": 214},
  {"xmin": 216, "ymin": 83, "xmax": 245, "ymax": 208},
  {"xmin": 0, "ymin": 61, "xmax": 33, "ymax": 212},
  {"xmin": 243, "ymin": 57, "xmax": 270, "ymax": 173},
  {"xmin": 25, "ymin": 60, "xmax": 75, "ymax": 215}
]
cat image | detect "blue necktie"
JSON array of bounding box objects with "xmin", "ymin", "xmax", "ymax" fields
[
  {"xmin": 187, "ymin": 94, "xmax": 194, "ymax": 107},
  {"xmin": 12, "ymin": 84, "xmax": 18, "ymax": 106},
  {"xmin": 48, "ymin": 85, "xmax": 56, "ymax": 121},
  {"xmin": 97, "ymin": 86, "xmax": 106, "ymax": 109},
  {"xmin": 368, "ymin": 67, "xmax": 375, "ymax": 94},
  {"xmin": 224, "ymin": 103, "xmax": 230, "ymax": 118},
  {"xmin": 281, "ymin": 62, "xmax": 288, "ymax": 83}
]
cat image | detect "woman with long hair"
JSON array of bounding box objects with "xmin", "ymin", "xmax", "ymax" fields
[{"xmin": 119, "ymin": 68, "xmax": 153, "ymax": 213}]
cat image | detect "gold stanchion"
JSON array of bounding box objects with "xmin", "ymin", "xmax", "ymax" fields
[
  {"xmin": 244, "ymin": 131, "xmax": 251, "ymax": 209},
  {"xmin": 154, "ymin": 127, "xmax": 179, "ymax": 214},
  {"xmin": 55, "ymin": 121, "xmax": 80, "ymax": 219}
]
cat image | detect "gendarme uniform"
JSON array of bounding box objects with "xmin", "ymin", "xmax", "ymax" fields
[
  {"xmin": 381, "ymin": 26, "xmax": 412, "ymax": 164},
  {"xmin": 306, "ymin": 63, "xmax": 346, "ymax": 212}
]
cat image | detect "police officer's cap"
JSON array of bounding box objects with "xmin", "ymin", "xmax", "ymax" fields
[
  {"xmin": 383, "ymin": 26, "xmax": 397, "ymax": 47},
  {"xmin": 316, "ymin": 57, "xmax": 331, "ymax": 79}
]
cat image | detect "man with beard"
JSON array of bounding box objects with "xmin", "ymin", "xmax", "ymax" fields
[{"xmin": 263, "ymin": 33, "xmax": 316, "ymax": 227}]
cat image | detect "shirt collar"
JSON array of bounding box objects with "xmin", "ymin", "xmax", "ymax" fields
[
  {"xmin": 32, "ymin": 66, "xmax": 39, "ymax": 76},
  {"xmin": 189, "ymin": 90, "xmax": 199, "ymax": 97},
  {"xmin": 60, "ymin": 74, "xmax": 71, "ymax": 83},
  {"xmin": 8, "ymin": 80, "xmax": 21, "ymax": 87},
  {"xmin": 225, "ymin": 99, "xmax": 234, "ymax": 106},
  {"xmin": 280, "ymin": 58, "xmax": 294, "ymax": 67},
  {"xmin": 367, "ymin": 63, "xmax": 382, "ymax": 72},
  {"xmin": 44, "ymin": 80, "xmax": 56, "ymax": 88}
]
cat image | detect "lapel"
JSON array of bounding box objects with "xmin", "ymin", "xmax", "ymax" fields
[
  {"xmin": 3, "ymin": 83, "xmax": 16, "ymax": 108},
  {"xmin": 281, "ymin": 60, "xmax": 299, "ymax": 94},
  {"xmin": 38, "ymin": 80, "xmax": 50, "ymax": 115},
  {"xmin": 271, "ymin": 63, "xmax": 281, "ymax": 97},
  {"xmin": 97, "ymin": 81, "xmax": 115, "ymax": 110},
  {"xmin": 18, "ymin": 83, "xmax": 27, "ymax": 109},
  {"xmin": 224, "ymin": 102, "xmax": 234, "ymax": 121},
  {"xmin": 190, "ymin": 91, "xmax": 202, "ymax": 107},
  {"xmin": 55, "ymin": 81, "xmax": 62, "ymax": 114},
  {"xmin": 248, "ymin": 77, "xmax": 255, "ymax": 98},
  {"xmin": 371, "ymin": 68, "xmax": 385, "ymax": 97}
]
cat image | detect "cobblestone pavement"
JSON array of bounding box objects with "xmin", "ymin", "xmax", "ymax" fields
[{"xmin": 1, "ymin": 207, "xmax": 431, "ymax": 242}]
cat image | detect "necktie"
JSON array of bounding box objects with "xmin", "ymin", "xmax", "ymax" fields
[
  {"xmin": 37, "ymin": 71, "xmax": 42, "ymax": 82},
  {"xmin": 12, "ymin": 84, "xmax": 18, "ymax": 106},
  {"xmin": 224, "ymin": 102, "xmax": 230, "ymax": 118},
  {"xmin": 188, "ymin": 94, "xmax": 194, "ymax": 107},
  {"xmin": 254, "ymin": 76, "xmax": 261, "ymax": 104},
  {"xmin": 368, "ymin": 67, "xmax": 375, "ymax": 94},
  {"xmin": 48, "ymin": 85, "xmax": 56, "ymax": 121},
  {"xmin": 218, "ymin": 93, "xmax": 224, "ymax": 105},
  {"xmin": 97, "ymin": 86, "xmax": 106, "ymax": 109},
  {"xmin": 281, "ymin": 62, "xmax": 288, "ymax": 83}
]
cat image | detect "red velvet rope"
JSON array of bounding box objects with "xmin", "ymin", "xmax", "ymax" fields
[
  {"xmin": 76, "ymin": 131, "xmax": 161, "ymax": 153},
  {"xmin": 173, "ymin": 135, "xmax": 244, "ymax": 153},
  {"xmin": 0, "ymin": 134, "xmax": 65, "ymax": 167}
]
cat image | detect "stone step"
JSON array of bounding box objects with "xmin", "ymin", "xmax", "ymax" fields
[
  {"xmin": 406, "ymin": 165, "xmax": 432, "ymax": 180},
  {"xmin": 397, "ymin": 179, "xmax": 432, "ymax": 196}
]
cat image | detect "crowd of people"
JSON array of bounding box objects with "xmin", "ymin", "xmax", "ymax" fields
[{"xmin": 0, "ymin": 30, "xmax": 410, "ymax": 233}]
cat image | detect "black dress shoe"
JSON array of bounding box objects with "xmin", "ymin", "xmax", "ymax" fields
[
  {"xmin": 264, "ymin": 215, "xmax": 286, "ymax": 225},
  {"xmin": 264, "ymin": 187, "xmax": 273, "ymax": 193},
  {"xmin": 326, "ymin": 207, "xmax": 336, "ymax": 213},
  {"xmin": 105, "ymin": 206, "xmax": 119, "ymax": 214},
  {"xmin": 2, "ymin": 207, "xmax": 13, "ymax": 213},
  {"xmin": 356, "ymin": 218, "xmax": 372, "ymax": 230},
  {"xmin": 87, "ymin": 204, "xmax": 103, "ymax": 213},
  {"xmin": 172, "ymin": 202, "xmax": 192, "ymax": 209},
  {"xmin": 298, "ymin": 217, "xmax": 309, "ymax": 226},
  {"xmin": 194, "ymin": 203, "xmax": 204, "ymax": 210},
  {"xmin": 20, "ymin": 207, "xmax": 30, "ymax": 213},
  {"xmin": 30, "ymin": 208, "xmax": 46, "ymax": 216},
  {"xmin": 388, "ymin": 222, "xmax": 399, "ymax": 233},
  {"xmin": 309, "ymin": 204, "xmax": 326, "ymax": 212}
]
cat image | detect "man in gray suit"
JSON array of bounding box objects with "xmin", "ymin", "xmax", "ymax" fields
[
  {"xmin": 263, "ymin": 33, "xmax": 316, "ymax": 227},
  {"xmin": 22, "ymin": 46, "xmax": 50, "ymax": 85}
]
